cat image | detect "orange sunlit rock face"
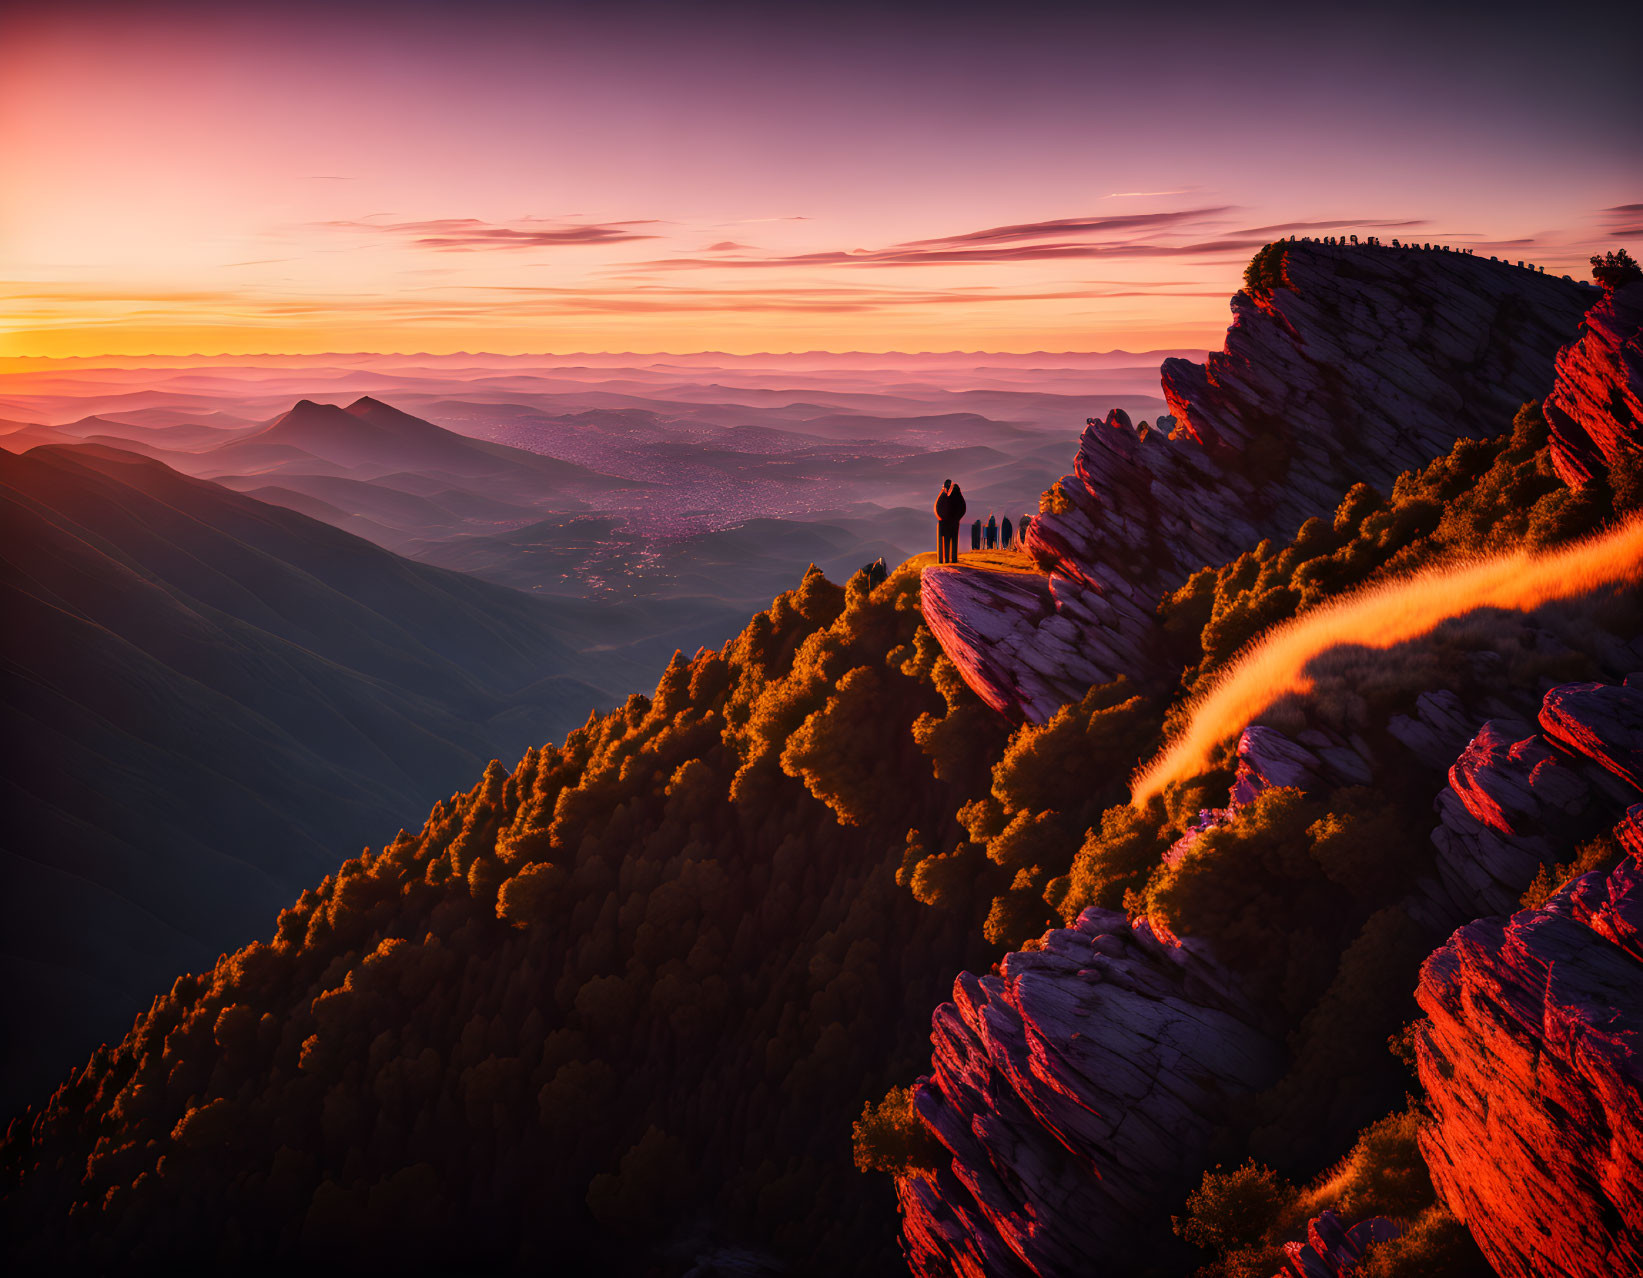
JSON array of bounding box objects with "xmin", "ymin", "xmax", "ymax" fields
[
  {"xmin": 1547, "ymin": 282, "xmax": 1643, "ymax": 488},
  {"xmin": 1416, "ymin": 808, "xmax": 1643, "ymax": 1278}
]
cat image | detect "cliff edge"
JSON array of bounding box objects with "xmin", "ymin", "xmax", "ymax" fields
[{"xmin": 923, "ymin": 243, "xmax": 1598, "ymax": 721}]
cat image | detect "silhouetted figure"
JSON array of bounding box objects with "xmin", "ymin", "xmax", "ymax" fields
[
  {"xmin": 934, "ymin": 479, "xmax": 963, "ymax": 564},
  {"xmin": 985, "ymin": 514, "xmax": 997, "ymax": 550},
  {"xmin": 943, "ymin": 483, "xmax": 966, "ymax": 562},
  {"xmin": 863, "ymin": 556, "xmax": 887, "ymax": 590},
  {"xmin": 1020, "ymin": 514, "xmax": 1033, "ymax": 542},
  {"xmin": 1001, "ymin": 515, "xmax": 1013, "ymax": 549},
  {"xmin": 971, "ymin": 519, "xmax": 982, "ymax": 551}
]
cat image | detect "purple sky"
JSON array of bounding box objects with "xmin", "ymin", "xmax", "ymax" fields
[{"xmin": 2, "ymin": 0, "xmax": 1638, "ymax": 354}]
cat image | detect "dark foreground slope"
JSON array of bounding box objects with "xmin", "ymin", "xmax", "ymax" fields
[
  {"xmin": 0, "ymin": 559, "xmax": 998, "ymax": 1275},
  {"xmin": 0, "ymin": 444, "xmax": 614, "ymax": 1108}
]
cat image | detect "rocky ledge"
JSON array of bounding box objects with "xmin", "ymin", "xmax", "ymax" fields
[
  {"xmin": 1415, "ymin": 814, "xmax": 1643, "ymax": 1277},
  {"xmin": 922, "ymin": 243, "xmax": 1598, "ymax": 721},
  {"xmin": 897, "ymin": 908, "xmax": 1282, "ymax": 1277}
]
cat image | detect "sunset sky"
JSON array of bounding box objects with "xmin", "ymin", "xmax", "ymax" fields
[{"xmin": 2, "ymin": 0, "xmax": 1638, "ymax": 357}]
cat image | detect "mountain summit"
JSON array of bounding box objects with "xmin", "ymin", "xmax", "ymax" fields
[{"xmin": 230, "ymin": 396, "xmax": 579, "ymax": 479}]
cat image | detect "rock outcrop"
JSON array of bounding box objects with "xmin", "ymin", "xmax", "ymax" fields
[
  {"xmin": 913, "ymin": 562, "xmax": 1144, "ymax": 718},
  {"xmin": 897, "ymin": 908, "xmax": 1282, "ymax": 1277},
  {"xmin": 901, "ymin": 677, "xmax": 1643, "ymax": 1277},
  {"xmin": 1165, "ymin": 724, "xmax": 1374, "ymax": 868},
  {"xmin": 1271, "ymin": 1210, "xmax": 1401, "ymax": 1278},
  {"xmin": 1425, "ymin": 680, "xmax": 1642, "ymax": 920},
  {"xmin": 1415, "ymin": 818, "xmax": 1643, "ymax": 1277},
  {"xmin": 1545, "ymin": 279, "xmax": 1643, "ymax": 488},
  {"xmin": 921, "ymin": 243, "xmax": 1598, "ymax": 721},
  {"xmin": 1540, "ymin": 678, "xmax": 1643, "ymax": 789}
]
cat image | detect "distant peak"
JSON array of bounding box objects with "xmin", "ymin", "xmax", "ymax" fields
[{"xmin": 347, "ymin": 395, "xmax": 388, "ymax": 411}]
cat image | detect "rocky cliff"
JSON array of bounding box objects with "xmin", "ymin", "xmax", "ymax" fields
[
  {"xmin": 898, "ymin": 669, "xmax": 1643, "ymax": 1276},
  {"xmin": 1415, "ymin": 809, "xmax": 1643, "ymax": 1277},
  {"xmin": 897, "ymin": 907, "xmax": 1283, "ymax": 1277},
  {"xmin": 1545, "ymin": 279, "xmax": 1643, "ymax": 488},
  {"xmin": 922, "ymin": 244, "xmax": 1598, "ymax": 721}
]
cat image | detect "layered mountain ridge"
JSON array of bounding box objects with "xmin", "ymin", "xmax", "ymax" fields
[{"xmin": 217, "ymin": 396, "xmax": 619, "ymax": 486}]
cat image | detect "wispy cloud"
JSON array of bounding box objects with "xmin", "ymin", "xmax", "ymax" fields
[
  {"xmin": 629, "ymin": 209, "xmax": 1433, "ymax": 272},
  {"xmin": 315, "ymin": 216, "xmax": 663, "ymax": 251},
  {"xmin": 895, "ymin": 209, "xmax": 1233, "ymax": 249},
  {"xmin": 1601, "ymin": 203, "xmax": 1643, "ymax": 238},
  {"xmin": 1104, "ymin": 189, "xmax": 1193, "ymax": 199},
  {"xmin": 1239, "ymin": 218, "xmax": 1426, "ymax": 237}
]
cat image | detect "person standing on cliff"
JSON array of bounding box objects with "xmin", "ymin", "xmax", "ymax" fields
[
  {"xmin": 935, "ymin": 480, "xmax": 965, "ymax": 563},
  {"xmin": 1001, "ymin": 515, "xmax": 1013, "ymax": 549},
  {"xmin": 971, "ymin": 518, "xmax": 981, "ymax": 552},
  {"xmin": 985, "ymin": 513, "xmax": 997, "ymax": 550},
  {"xmin": 944, "ymin": 482, "xmax": 966, "ymax": 561}
]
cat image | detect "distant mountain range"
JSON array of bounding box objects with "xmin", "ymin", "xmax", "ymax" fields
[{"xmin": 0, "ymin": 442, "xmax": 622, "ymax": 1108}]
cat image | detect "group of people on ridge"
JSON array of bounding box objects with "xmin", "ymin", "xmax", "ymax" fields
[{"xmin": 933, "ymin": 480, "xmax": 1031, "ymax": 564}]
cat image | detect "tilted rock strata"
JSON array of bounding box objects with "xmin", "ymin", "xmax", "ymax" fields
[
  {"xmin": 1415, "ymin": 825, "xmax": 1643, "ymax": 1278},
  {"xmin": 1272, "ymin": 1210, "xmax": 1401, "ymax": 1278},
  {"xmin": 898, "ymin": 908, "xmax": 1282, "ymax": 1277},
  {"xmin": 1545, "ymin": 280, "xmax": 1643, "ymax": 488},
  {"xmin": 1160, "ymin": 247, "xmax": 1596, "ymax": 474},
  {"xmin": 1386, "ymin": 689, "xmax": 1481, "ymax": 770},
  {"xmin": 914, "ymin": 564, "xmax": 1138, "ymax": 718},
  {"xmin": 1427, "ymin": 680, "xmax": 1642, "ymax": 920},
  {"xmin": 1539, "ymin": 677, "xmax": 1643, "ymax": 790},
  {"xmin": 922, "ymin": 244, "xmax": 1597, "ymax": 721}
]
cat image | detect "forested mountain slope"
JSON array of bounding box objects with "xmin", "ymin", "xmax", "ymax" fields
[
  {"xmin": 1, "ymin": 557, "xmax": 1000, "ymax": 1273},
  {"xmin": 0, "ymin": 443, "xmax": 614, "ymax": 1109}
]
